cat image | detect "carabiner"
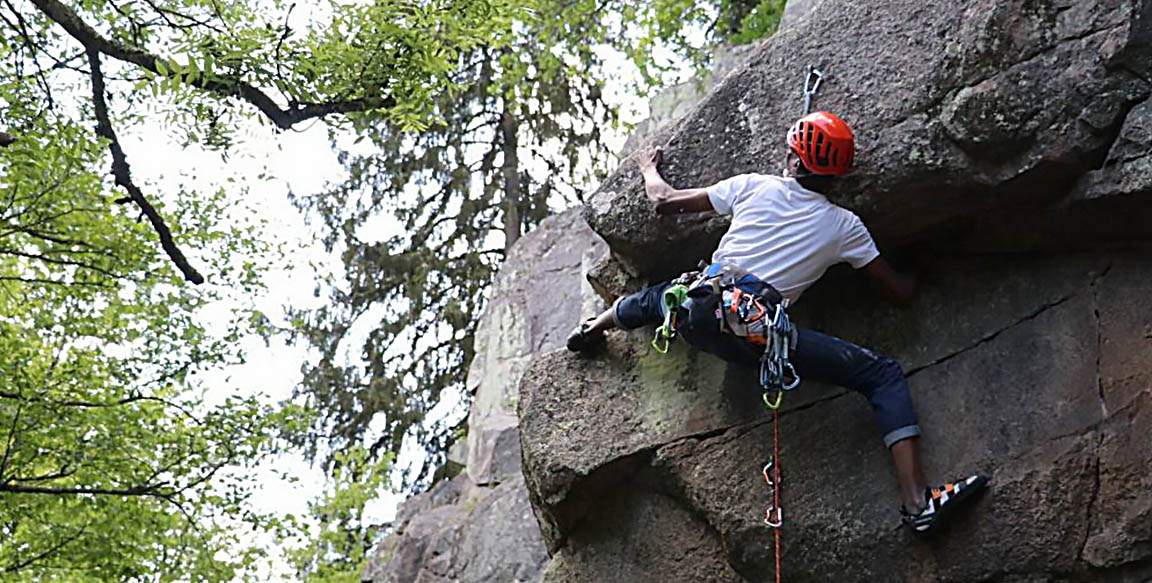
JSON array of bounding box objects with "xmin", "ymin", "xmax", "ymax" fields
[
  {"xmin": 802, "ymin": 65, "xmax": 825, "ymax": 115},
  {"xmin": 763, "ymin": 390, "xmax": 783, "ymax": 410},
  {"xmin": 764, "ymin": 505, "xmax": 784, "ymax": 528},
  {"xmin": 651, "ymin": 327, "xmax": 671, "ymax": 354}
]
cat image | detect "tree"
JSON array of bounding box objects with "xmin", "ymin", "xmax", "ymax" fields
[
  {"xmin": 279, "ymin": 447, "xmax": 392, "ymax": 583},
  {"xmin": 1, "ymin": 0, "xmax": 530, "ymax": 579},
  {"xmin": 288, "ymin": 0, "xmax": 621, "ymax": 487},
  {"xmin": 0, "ymin": 78, "xmax": 282, "ymax": 581},
  {"xmin": 288, "ymin": 0, "xmax": 790, "ymax": 489},
  {"xmin": 622, "ymin": 0, "xmax": 788, "ymax": 88}
]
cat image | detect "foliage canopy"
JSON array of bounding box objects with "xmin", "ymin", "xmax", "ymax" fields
[
  {"xmin": 1, "ymin": 0, "xmax": 530, "ymax": 579},
  {"xmin": 0, "ymin": 0, "xmax": 786, "ymax": 579}
]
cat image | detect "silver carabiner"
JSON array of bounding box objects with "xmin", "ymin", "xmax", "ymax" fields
[
  {"xmin": 780, "ymin": 361, "xmax": 801, "ymax": 391},
  {"xmin": 764, "ymin": 505, "xmax": 784, "ymax": 528},
  {"xmin": 802, "ymin": 66, "xmax": 825, "ymax": 115}
]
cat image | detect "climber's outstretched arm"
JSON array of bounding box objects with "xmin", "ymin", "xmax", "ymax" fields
[
  {"xmin": 637, "ymin": 148, "xmax": 715, "ymax": 214},
  {"xmin": 863, "ymin": 256, "xmax": 917, "ymax": 306}
]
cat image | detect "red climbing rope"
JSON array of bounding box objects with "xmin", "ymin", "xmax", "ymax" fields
[
  {"xmin": 762, "ymin": 404, "xmax": 783, "ymax": 583},
  {"xmin": 772, "ymin": 408, "xmax": 782, "ymax": 583}
]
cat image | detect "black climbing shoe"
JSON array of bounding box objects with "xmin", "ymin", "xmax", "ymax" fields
[
  {"xmin": 566, "ymin": 320, "xmax": 604, "ymax": 353},
  {"xmin": 901, "ymin": 475, "xmax": 988, "ymax": 534}
]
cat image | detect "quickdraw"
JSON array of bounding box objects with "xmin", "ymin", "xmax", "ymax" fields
[
  {"xmin": 760, "ymin": 302, "xmax": 799, "ymax": 410},
  {"xmin": 651, "ymin": 283, "xmax": 689, "ymax": 353}
]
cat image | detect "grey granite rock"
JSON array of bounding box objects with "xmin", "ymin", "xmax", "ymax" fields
[
  {"xmin": 584, "ymin": 0, "xmax": 1152, "ymax": 281},
  {"xmin": 364, "ymin": 209, "xmax": 607, "ymax": 583},
  {"xmin": 520, "ymin": 250, "xmax": 1152, "ymax": 581},
  {"xmin": 465, "ymin": 210, "xmax": 607, "ymax": 486}
]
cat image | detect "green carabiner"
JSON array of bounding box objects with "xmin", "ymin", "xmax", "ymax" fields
[
  {"xmin": 763, "ymin": 390, "xmax": 783, "ymax": 410},
  {"xmin": 651, "ymin": 284, "xmax": 689, "ymax": 355},
  {"xmin": 652, "ymin": 327, "xmax": 671, "ymax": 353}
]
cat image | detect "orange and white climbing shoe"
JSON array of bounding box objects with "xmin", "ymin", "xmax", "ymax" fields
[{"xmin": 901, "ymin": 475, "xmax": 988, "ymax": 533}]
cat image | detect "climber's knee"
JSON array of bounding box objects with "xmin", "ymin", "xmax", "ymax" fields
[{"xmin": 612, "ymin": 282, "xmax": 671, "ymax": 330}]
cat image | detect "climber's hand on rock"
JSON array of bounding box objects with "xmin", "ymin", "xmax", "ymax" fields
[
  {"xmin": 638, "ymin": 147, "xmax": 672, "ymax": 204},
  {"xmin": 637, "ymin": 147, "xmax": 662, "ymax": 174}
]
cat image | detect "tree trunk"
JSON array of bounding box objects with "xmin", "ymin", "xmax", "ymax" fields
[{"xmin": 501, "ymin": 106, "xmax": 521, "ymax": 250}]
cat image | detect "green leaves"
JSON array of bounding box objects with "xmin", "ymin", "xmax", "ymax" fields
[
  {"xmin": 281, "ymin": 447, "xmax": 392, "ymax": 583},
  {"xmin": 2, "ymin": 0, "xmax": 787, "ymax": 579},
  {"xmin": 0, "ymin": 5, "xmax": 283, "ymax": 578}
]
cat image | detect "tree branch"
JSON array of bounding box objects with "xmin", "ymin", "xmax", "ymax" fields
[
  {"xmin": 0, "ymin": 276, "xmax": 115, "ymax": 289},
  {"xmin": 9, "ymin": 466, "xmax": 75, "ymax": 484},
  {"xmin": 30, "ymin": 0, "xmax": 396, "ymax": 130},
  {"xmin": 0, "ymin": 247, "xmax": 131, "ymax": 280},
  {"xmin": 1, "ymin": 524, "xmax": 89, "ymax": 574},
  {"xmin": 0, "ymin": 401, "xmax": 24, "ymax": 481},
  {"xmin": 0, "ymin": 389, "xmax": 195, "ymax": 415},
  {"xmin": 87, "ymin": 48, "xmax": 204, "ymax": 284},
  {"xmin": 0, "ymin": 482, "xmax": 169, "ymax": 497}
]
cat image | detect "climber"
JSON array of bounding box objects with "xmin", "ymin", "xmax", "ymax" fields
[{"xmin": 566, "ymin": 111, "xmax": 987, "ymax": 533}]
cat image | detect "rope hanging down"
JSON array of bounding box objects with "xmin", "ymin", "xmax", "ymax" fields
[{"xmin": 761, "ymin": 64, "xmax": 827, "ymax": 583}]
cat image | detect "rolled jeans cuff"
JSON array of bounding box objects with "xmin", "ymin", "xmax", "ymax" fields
[
  {"xmin": 610, "ymin": 296, "xmax": 625, "ymax": 328},
  {"xmin": 883, "ymin": 424, "xmax": 921, "ymax": 448}
]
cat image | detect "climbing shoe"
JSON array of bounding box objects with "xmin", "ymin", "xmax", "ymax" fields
[
  {"xmin": 901, "ymin": 475, "xmax": 988, "ymax": 533},
  {"xmin": 566, "ymin": 320, "xmax": 604, "ymax": 353}
]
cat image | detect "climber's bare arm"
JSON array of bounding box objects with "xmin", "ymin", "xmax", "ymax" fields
[
  {"xmin": 637, "ymin": 148, "xmax": 715, "ymax": 214},
  {"xmin": 863, "ymin": 256, "xmax": 917, "ymax": 306}
]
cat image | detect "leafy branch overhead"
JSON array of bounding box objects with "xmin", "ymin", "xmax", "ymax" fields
[{"xmin": 19, "ymin": 0, "xmax": 527, "ymax": 283}]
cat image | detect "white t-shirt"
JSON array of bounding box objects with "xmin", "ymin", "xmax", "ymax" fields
[{"xmin": 706, "ymin": 173, "xmax": 879, "ymax": 305}]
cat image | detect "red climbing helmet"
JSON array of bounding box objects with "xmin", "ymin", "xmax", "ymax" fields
[{"xmin": 786, "ymin": 111, "xmax": 855, "ymax": 176}]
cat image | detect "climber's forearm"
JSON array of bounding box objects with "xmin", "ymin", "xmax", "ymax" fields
[
  {"xmin": 863, "ymin": 257, "xmax": 917, "ymax": 306},
  {"xmin": 650, "ymin": 188, "xmax": 714, "ymax": 214},
  {"xmin": 643, "ymin": 167, "xmax": 713, "ymax": 214}
]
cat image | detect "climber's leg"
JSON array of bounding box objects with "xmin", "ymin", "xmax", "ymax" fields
[
  {"xmin": 790, "ymin": 328, "xmax": 987, "ymax": 532},
  {"xmin": 890, "ymin": 437, "xmax": 928, "ymax": 512},
  {"xmin": 790, "ymin": 329, "xmax": 921, "ymax": 446},
  {"xmin": 789, "ymin": 328, "xmax": 925, "ymax": 503},
  {"xmin": 567, "ymin": 282, "xmax": 670, "ymax": 352}
]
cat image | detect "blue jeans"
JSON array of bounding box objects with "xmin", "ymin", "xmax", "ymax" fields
[{"xmin": 613, "ymin": 282, "xmax": 921, "ymax": 447}]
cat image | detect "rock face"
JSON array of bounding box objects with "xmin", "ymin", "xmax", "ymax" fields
[
  {"xmin": 524, "ymin": 252, "xmax": 1152, "ymax": 582},
  {"xmin": 520, "ymin": 1, "xmax": 1152, "ymax": 582},
  {"xmin": 363, "ymin": 209, "xmax": 607, "ymax": 583},
  {"xmin": 585, "ymin": 0, "xmax": 1152, "ymax": 282},
  {"xmin": 621, "ymin": 43, "xmax": 760, "ymax": 156}
]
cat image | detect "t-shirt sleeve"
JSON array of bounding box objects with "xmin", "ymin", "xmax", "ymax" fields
[
  {"xmin": 840, "ymin": 211, "xmax": 880, "ymax": 268},
  {"xmin": 706, "ymin": 174, "xmax": 754, "ymax": 215}
]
